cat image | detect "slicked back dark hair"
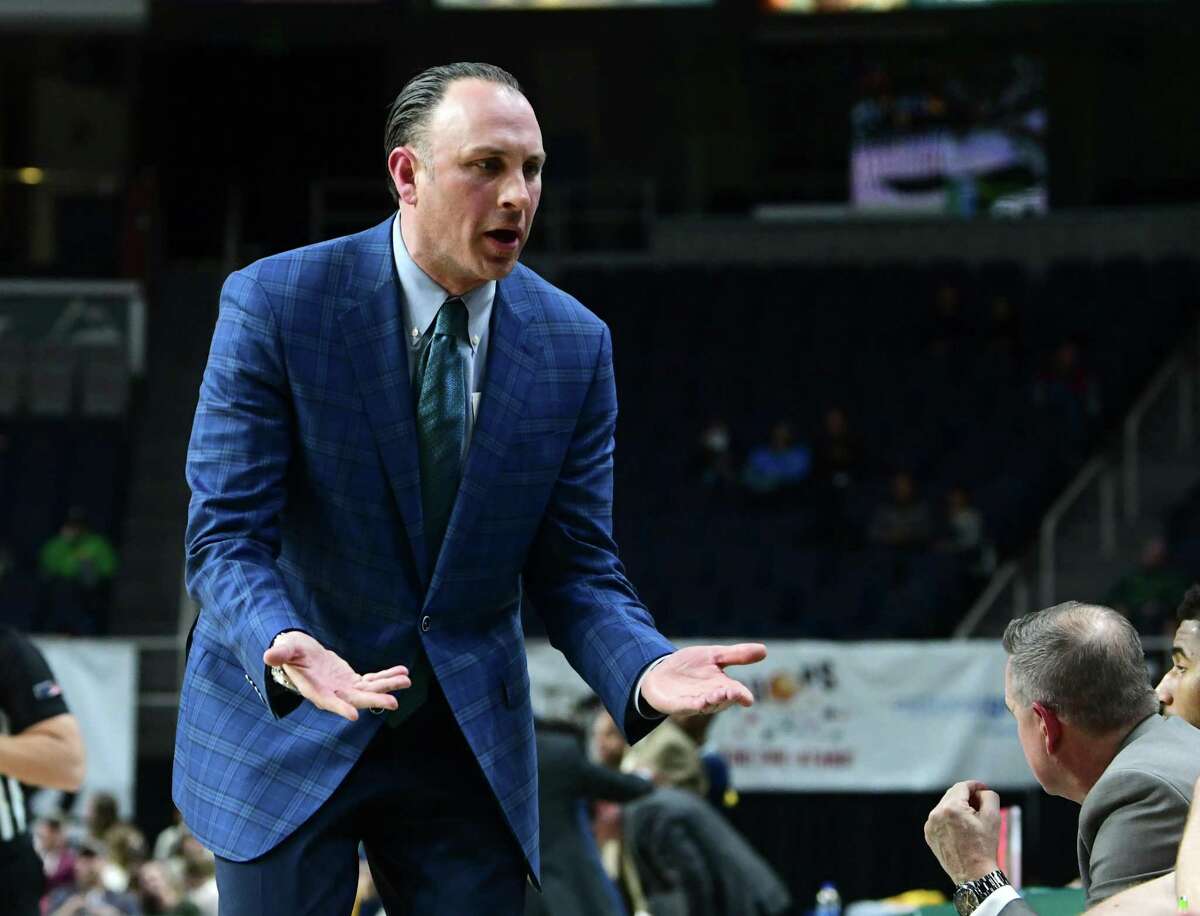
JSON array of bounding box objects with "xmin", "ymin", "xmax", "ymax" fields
[
  {"xmin": 383, "ymin": 62, "xmax": 525, "ymax": 204},
  {"xmin": 1178, "ymin": 584, "xmax": 1200, "ymax": 623},
  {"xmin": 1002, "ymin": 601, "xmax": 1158, "ymax": 735}
]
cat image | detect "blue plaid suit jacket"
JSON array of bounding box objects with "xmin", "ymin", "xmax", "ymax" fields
[{"xmin": 173, "ymin": 217, "xmax": 675, "ymax": 872}]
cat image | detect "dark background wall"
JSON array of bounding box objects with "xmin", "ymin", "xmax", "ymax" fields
[{"xmin": 2, "ymin": 1, "xmax": 1196, "ymax": 265}]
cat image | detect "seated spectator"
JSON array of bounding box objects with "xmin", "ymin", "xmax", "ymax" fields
[
  {"xmin": 868, "ymin": 472, "xmax": 932, "ymax": 548},
  {"xmin": 37, "ymin": 508, "xmax": 119, "ymax": 636},
  {"xmin": 151, "ymin": 810, "xmax": 185, "ymax": 863},
  {"xmin": 36, "ymin": 815, "xmax": 78, "ymax": 898},
  {"xmin": 1032, "ymin": 339, "xmax": 1101, "ymax": 452},
  {"xmin": 925, "ymin": 602, "xmax": 1200, "ymax": 911},
  {"xmin": 623, "ymin": 787, "xmax": 791, "ymax": 916},
  {"xmin": 1156, "ymin": 584, "xmax": 1200, "ymax": 727},
  {"xmin": 589, "ymin": 709, "xmax": 653, "ymax": 916},
  {"xmin": 590, "ymin": 707, "xmax": 629, "ymax": 771},
  {"xmin": 812, "ymin": 406, "xmax": 861, "ymax": 492},
  {"xmin": 176, "ymin": 834, "xmax": 217, "ymax": 916},
  {"xmin": 45, "ymin": 837, "xmax": 141, "ymax": 916},
  {"xmin": 622, "ymin": 712, "xmax": 708, "ymax": 797},
  {"xmin": 526, "ymin": 718, "xmax": 652, "ymax": 916},
  {"xmin": 102, "ymin": 823, "xmax": 147, "ymax": 894},
  {"xmin": 985, "ymin": 295, "xmax": 1023, "ymax": 364},
  {"xmin": 693, "ymin": 419, "xmax": 739, "ymax": 492},
  {"xmin": 85, "ymin": 792, "xmax": 121, "ymax": 847},
  {"xmin": 927, "ymin": 282, "xmax": 968, "ymax": 356},
  {"xmin": 1105, "ymin": 537, "xmax": 1191, "ymax": 636},
  {"xmin": 937, "ymin": 486, "xmax": 996, "ymax": 578},
  {"xmin": 741, "ymin": 420, "xmax": 811, "ymax": 497},
  {"xmin": 813, "ymin": 406, "xmax": 863, "ymax": 547},
  {"xmin": 134, "ymin": 860, "xmax": 201, "ymax": 916}
]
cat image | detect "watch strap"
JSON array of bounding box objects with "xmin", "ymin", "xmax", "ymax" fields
[{"xmin": 953, "ymin": 870, "xmax": 1011, "ymax": 916}]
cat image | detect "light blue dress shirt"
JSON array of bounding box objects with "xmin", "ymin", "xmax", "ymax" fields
[{"xmin": 392, "ymin": 214, "xmax": 494, "ymax": 450}]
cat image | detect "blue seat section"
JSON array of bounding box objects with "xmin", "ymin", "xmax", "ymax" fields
[
  {"xmin": 551, "ymin": 257, "xmax": 1197, "ymax": 639},
  {"xmin": 0, "ymin": 419, "xmax": 130, "ymax": 629}
]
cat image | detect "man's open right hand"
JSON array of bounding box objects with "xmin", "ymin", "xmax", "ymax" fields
[{"xmin": 263, "ymin": 631, "xmax": 411, "ymax": 721}]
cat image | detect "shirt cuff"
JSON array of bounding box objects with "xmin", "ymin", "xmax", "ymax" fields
[
  {"xmin": 634, "ymin": 656, "xmax": 670, "ymax": 719},
  {"xmin": 973, "ymin": 884, "xmax": 1021, "ymax": 916}
]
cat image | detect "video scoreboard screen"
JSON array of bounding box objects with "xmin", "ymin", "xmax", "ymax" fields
[{"xmin": 851, "ymin": 54, "xmax": 1047, "ymax": 215}]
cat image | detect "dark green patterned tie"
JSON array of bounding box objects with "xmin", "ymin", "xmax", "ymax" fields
[{"xmin": 389, "ymin": 297, "xmax": 469, "ymax": 727}]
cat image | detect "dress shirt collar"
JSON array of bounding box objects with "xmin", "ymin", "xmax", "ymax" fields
[{"xmin": 392, "ymin": 214, "xmax": 493, "ymax": 351}]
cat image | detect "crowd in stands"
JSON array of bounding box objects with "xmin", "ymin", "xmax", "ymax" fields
[
  {"xmin": 30, "ymin": 793, "xmax": 216, "ymax": 916},
  {"xmin": 553, "ymin": 256, "xmax": 1200, "ymax": 642}
]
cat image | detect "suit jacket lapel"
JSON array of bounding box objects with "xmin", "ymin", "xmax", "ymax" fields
[
  {"xmin": 429, "ymin": 272, "xmax": 542, "ymax": 591},
  {"xmin": 336, "ymin": 218, "xmax": 429, "ymax": 587}
]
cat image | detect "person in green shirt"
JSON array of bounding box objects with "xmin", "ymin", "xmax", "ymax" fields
[
  {"xmin": 1104, "ymin": 537, "xmax": 1191, "ymax": 637},
  {"xmin": 37, "ymin": 508, "xmax": 118, "ymax": 636}
]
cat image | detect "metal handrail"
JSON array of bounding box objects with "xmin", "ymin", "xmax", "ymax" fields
[
  {"xmin": 959, "ymin": 321, "xmax": 1200, "ymax": 636},
  {"xmin": 955, "ymin": 560, "xmax": 1027, "ymax": 638},
  {"xmin": 1038, "ymin": 456, "xmax": 1115, "ymax": 607},
  {"xmin": 1123, "ymin": 353, "xmax": 1188, "ymax": 522}
]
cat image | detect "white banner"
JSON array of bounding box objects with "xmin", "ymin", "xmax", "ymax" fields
[
  {"xmin": 33, "ymin": 638, "xmax": 138, "ymax": 818},
  {"xmin": 527, "ymin": 639, "xmax": 1038, "ymax": 792}
]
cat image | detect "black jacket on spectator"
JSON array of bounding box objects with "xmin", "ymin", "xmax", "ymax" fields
[
  {"xmin": 525, "ymin": 727, "xmax": 652, "ymax": 916},
  {"xmin": 623, "ymin": 787, "xmax": 791, "ymax": 916}
]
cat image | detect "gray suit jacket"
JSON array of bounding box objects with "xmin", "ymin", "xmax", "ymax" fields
[{"xmin": 999, "ymin": 714, "xmax": 1200, "ymax": 914}]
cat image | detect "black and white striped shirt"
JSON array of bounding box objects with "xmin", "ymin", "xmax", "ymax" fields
[{"xmin": 0, "ymin": 626, "xmax": 69, "ymax": 844}]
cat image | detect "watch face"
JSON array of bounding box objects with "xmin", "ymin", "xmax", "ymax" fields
[{"xmin": 953, "ymin": 886, "xmax": 978, "ymax": 915}]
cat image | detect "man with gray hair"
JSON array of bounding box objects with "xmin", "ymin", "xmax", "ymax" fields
[{"xmin": 924, "ymin": 601, "xmax": 1200, "ymax": 915}]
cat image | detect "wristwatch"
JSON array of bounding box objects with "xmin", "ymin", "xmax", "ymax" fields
[
  {"xmin": 953, "ymin": 870, "xmax": 1011, "ymax": 915},
  {"xmin": 270, "ymin": 664, "xmax": 300, "ymax": 693}
]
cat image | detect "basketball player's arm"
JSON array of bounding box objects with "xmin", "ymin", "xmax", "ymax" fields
[{"xmin": 0, "ymin": 714, "xmax": 84, "ymax": 791}]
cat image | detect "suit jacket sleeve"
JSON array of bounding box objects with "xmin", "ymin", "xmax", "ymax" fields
[
  {"xmin": 523, "ymin": 322, "xmax": 675, "ymax": 743},
  {"xmin": 1084, "ymin": 770, "xmax": 1188, "ymax": 906},
  {"xmin": 184, "ymin": 270, "xmax": 308, "ymax": 717}
]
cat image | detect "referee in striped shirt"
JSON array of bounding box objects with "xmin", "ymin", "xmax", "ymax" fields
[{"xmin": 0, "ymin": 625, "xmax": 85, "ymax": 915}]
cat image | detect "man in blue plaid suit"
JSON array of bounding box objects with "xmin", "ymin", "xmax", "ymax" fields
[{"xmin": 175, "ymin": 62, "xmax": 766, "ymax": 915}]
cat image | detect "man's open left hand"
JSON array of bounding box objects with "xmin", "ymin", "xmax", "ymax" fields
[{"xmin": 639, "ymin": 643, "xmax": 767, "ymax": 716}]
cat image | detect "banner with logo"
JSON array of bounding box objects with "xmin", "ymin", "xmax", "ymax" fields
[{"xmin": 526, "ymin": 639, "xmax": 1038, "ymax": 792}]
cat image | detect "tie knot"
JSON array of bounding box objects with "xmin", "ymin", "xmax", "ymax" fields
[{"xmin": 435, "ymin": 298, "xmax": 469, "ymax": 342}]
